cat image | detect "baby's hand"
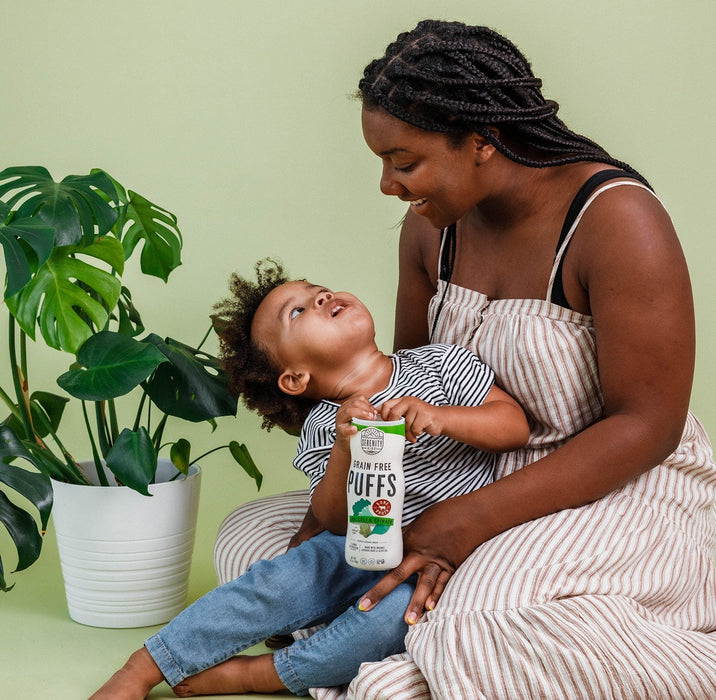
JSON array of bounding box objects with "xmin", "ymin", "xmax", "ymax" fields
[
  {"xmin": 379, "ymin": 396, "xmax": 442, "ymax": 443},
  {"xmin": 335, "ymin": 395, "xmax": 377, "ymax": 442}
]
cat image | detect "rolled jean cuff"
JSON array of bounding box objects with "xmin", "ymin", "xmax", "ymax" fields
[
  {"xmin": 273, "ymin": 646, "xmax": 311, "ymax": 697},
  {"xmin": 145, "ymin": 633, "xmax": 185, "ymax": 688}
]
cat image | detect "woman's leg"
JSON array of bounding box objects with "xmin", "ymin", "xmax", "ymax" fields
[{"xmin": 214, "ymin": 490, "xmax": 310, "ymax": 584}]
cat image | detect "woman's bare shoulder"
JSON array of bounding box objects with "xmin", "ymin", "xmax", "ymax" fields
[
  {"xmin": 399, "ymin": 208, "xmax": 442, "ymax": 279},
  {"xmin": 394, "ymin": 208, "xmax": 443, "ymax": 350},
  {"xmin": 569, "ymin": 180, "xmax": 687, "ymax": 315},
  {"xmin": 578, "ymin": 181, "xmax": 678, "ymax": 255},
  {"xmin": 401, "ymin": 207, "xmax": 442, "ymax": 244}
]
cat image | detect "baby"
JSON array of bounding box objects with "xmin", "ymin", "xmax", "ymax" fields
[{"xmin": 90, "ymin": 259, "xmax": 528, "ymax": 699}]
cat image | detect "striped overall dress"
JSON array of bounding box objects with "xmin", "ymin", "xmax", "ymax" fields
[{"xmin": 214, "ymin": 177, "xmax": 716, "ymax": 699}]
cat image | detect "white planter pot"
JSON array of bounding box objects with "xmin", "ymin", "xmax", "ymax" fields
[{"xmin": 51, "ymin": 458, "xmax": 201, "ymax": 628}]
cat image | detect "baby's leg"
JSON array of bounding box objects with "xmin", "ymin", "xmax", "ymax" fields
[
  {"xmin": 172, "ymin": 582, "xmax": 414, "ymax": 697},
  {"xmin": 172, "ymin": 653, "xmax": 283, "ymax": 697},
  {"xmin": 141, "ymin": 532, "xmax": 378, "ymax": 689},
  {"xmin": 273, "ymin": 580, "xmax": 415, "ymax": 694},
  {"xmin": 88, "ymin": 648, "xmax": 164, "ymax": 700}
]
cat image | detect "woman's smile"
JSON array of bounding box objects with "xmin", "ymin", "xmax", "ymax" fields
[{"xmin": 362, "ymin": 106, "xmax": 485, "ymax": 229}]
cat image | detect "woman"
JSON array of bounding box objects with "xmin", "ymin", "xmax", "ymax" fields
[{"xmin": 215, "ymin": 20, "xmax": 716, "ymax": 699}]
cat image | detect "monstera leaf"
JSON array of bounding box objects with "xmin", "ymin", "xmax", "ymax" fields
[
  {"xmin": 169, "ymin": 437, "xmax": 262, "ymax": 489},
  {"xmin": 57, "ymin": 331, "xmax": 166, "ymax": 401},
  {"xmin": 0, "ymin": 166, "xmax": 119, "ymax": 247},
  {"xmin": 6, "ymin": 237, "xmax": 125, "ymax": 354},
  {"xmin": 143, "ymin": 334, "xmax": 238, "ymax": 422},
  {"xmin": 4, "ymin": 391, "xmax": 70, "ymax": 441},
  {"xmin": 105, "ymin": 427, "xmax": 158, "ymax": 496},
  {"xmin": 0, "ymin": 424, "xmax": 54, "ymax": 588},
  {"xmin": 0, "ymin": 201, "xmax": 56, "ymax": 299},
  {"xmin": 120, "ymin": 190, "xmax": 182, "ymax": 282},
  {"xmin": 104, "ymin": 173, "xmax": 182, "ymax": 282},
  {"xmin": 114, "ymin": 286, "xmax": 145, "ymax": 338}
]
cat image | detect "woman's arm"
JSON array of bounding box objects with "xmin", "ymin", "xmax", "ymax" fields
[{"xmin": 361, "ymin": 185, "xmax": 696, "ymax": 624}]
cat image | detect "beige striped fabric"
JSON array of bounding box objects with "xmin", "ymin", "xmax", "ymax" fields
[
  {"xmin": 214, "ymin": 490, "xmax": 310, "ymax": 584},
  {"xmin": 214, "ymin": 181, "xmax": 716, "ymax": 698}
]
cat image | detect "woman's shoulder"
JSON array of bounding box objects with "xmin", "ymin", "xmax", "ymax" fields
[
  {"xmin": 575, "ymin": 176, "xmax": 674, "ymax": 248},
  {"xmin": 535, "ymin": 162, "xmax": 672, "ymax": 253},
  {"xmin": 400, "ymin": 207, "xmax": 442, "ymax": 248},
  {"xmin": 563, "ymin": 170, "xmax": 683, "ymax": 315}
]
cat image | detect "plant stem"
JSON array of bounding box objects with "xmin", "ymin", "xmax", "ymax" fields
[
  {"xmin": 81, "ymin": 401, "xmax": 109, "ymax": 486},
  {"xmin": 133, "ymin": 391, "xmax": 148, "ymax": 432},
  {"xmin": 197, "ymin": 324, "xmax": 213, "ymax": 351},
  {"xmin": 19, "ymin": 325, "xmax": 29, "ymax": 390},
  {"xmin": 94, "ymin": 401, "xmax": 111, "ymax": 458},
  {"xmin": 190, "ymin": 444, "xmax": 226, "ymax": 465},
  {"xmin": 0, "ymin": 384, "xmax": 22, "ymax": 420},
  {"xmin": 152, "ymin": 414, "xmax": 169, "ymax": 451},
  {"xmin": 7, "ymin": 318, "xmax": 35, "ymax": 440},
  {"xmin": 30, "ymin": 405, "xmax": 90, "ymax": 485},
  {"xmin": 108, "ymin": 399, "xmax": 119, "ymax": 442}
]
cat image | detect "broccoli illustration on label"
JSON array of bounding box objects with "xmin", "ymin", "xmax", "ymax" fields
[
  {"xmin": 351, "ymin": 499, "xmax": 390, "ymax": 537},
  {"xmin": 352, "ymin": 499, "xmax": 371, "ymax": 516}
]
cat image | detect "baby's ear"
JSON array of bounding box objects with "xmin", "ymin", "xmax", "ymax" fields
[{"xmin": 278, "ymin": 370, "xmax": 311, "ymax": 396}]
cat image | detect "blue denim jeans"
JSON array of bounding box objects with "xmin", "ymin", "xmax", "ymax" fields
[{"xmin": 145, "ymin": 531, "xmax": 413, "ymax": 695}]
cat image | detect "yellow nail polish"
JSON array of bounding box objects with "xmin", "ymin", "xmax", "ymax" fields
[
  {"xmin": 358, "ymin": 598, "xmax": 371, "ymax": 611},
  {"xmin": 407, "ymin": 612, "xmax": 418, "ymax": 625}
]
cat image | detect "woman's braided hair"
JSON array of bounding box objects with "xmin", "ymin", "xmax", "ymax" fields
[
  {"xmin": 212, "ymin": 258, "xmax": 316, "ymax": 434},
  {"xmin": 359, "ymin": 19, "xmax": 647, "ymax": 182}
]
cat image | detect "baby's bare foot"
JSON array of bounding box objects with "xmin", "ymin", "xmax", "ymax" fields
[
  {"xmin": 89, "ymin": 648, "xmax": 165, "ymax": 700},
  {"xmin": 173, "ymin": 653, "xmax": 286, "ymax": 697}
]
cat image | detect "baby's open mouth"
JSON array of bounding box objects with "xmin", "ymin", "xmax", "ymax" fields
[{"xmin": 331, "ymin": 304, "xmax": 345, "ymax": 317}]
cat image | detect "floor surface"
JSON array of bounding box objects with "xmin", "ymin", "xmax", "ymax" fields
[{"xmin": 1, "ymin": 521, "xmax": 286, "ymax": 700}]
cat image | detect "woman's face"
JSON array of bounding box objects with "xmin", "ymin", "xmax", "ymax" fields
[{"xmin": 361, "ymin": 106, "xmax": 485, "ymax": 229}]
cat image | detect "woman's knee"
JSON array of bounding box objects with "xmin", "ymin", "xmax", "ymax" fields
[
  {"xmin": 348, "ymin": 652, "xmax": 431, "ymax": 700},
  {"xmin": 213, "ymin": 490, "xmax": 310, "ymax": 584}
]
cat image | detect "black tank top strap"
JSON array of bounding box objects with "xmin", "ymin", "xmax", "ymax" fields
[
  {"xmin": 438, "ymin": 222, "xmax": 457, "ymax": 283},
  {"xmin": 550, "ymin": 169, "xmax": 644, "ymax": 309},
  {"xmin": 431, "ymin": 223, "xmax": 457, "ymax": 342}
]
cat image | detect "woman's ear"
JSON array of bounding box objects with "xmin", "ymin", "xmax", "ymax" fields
[
  {"xmin": 472, "ymin": 129, "xmax": 498, "ymax": 164},
  {"xmin": 278, "ymin": 370, "xmax": 311, "ymax": 396}
]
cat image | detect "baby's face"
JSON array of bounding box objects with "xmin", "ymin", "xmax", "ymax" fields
[{"xmin": 251, "ymin": 281, "xmax": 375, "ymax": 374}]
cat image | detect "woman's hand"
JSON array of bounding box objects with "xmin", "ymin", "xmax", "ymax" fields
[{"xmin": 358, "ymin": 496, "xmax": 481, "ymax": 625}]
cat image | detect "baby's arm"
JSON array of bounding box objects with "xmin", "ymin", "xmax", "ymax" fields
[
  {"xmin": 310, "ymin": 395, "xmax": 376, "ymax": 535},
  {"xmin": 379, "ymin": 386, "xmax": 529, "ymax": 451}
]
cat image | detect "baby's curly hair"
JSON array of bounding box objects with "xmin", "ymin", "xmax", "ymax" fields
[{"xmin": 212, "ymin": 258, "xmax": 317, "ymax": 434}]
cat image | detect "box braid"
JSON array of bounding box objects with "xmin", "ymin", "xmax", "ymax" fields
[{"xmin": 359, "ymin": 19, "xmax": 648, "ymax": 185}]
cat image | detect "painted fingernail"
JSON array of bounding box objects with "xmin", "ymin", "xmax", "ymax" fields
[
  {"xmin": 407, "ymin": 612, "xmax": 418, "ymax": 625},
  {"xmin": 426, "ymin": 600, "xmax": 435, "ymax": 611},
  {"xmin": 358, "ymin": 598, "xmax": 372, "ymax": 611}
]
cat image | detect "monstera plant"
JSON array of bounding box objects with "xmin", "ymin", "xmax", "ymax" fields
[{"xmin": 0, "ymin": 166, "xmax": 261, "ymax": 591}]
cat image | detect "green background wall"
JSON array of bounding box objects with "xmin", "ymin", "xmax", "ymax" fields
[{"xmin": 2, "ymin": 0, "xmax": 714, "ymax": 595}]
